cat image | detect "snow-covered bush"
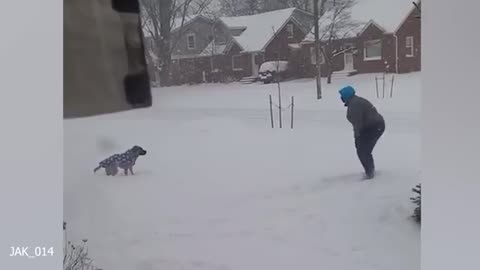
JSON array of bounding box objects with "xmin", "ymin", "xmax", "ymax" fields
[
  {"xmin": 410, "ymin": 184, "xmax": 421, "ymax": 223},
  {"xmin": 64, "ymin": 222, "xmax": 102, "ymax": 270}
]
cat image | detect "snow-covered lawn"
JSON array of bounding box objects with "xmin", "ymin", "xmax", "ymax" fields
[{"xmin": 64, "ymin": 73, "xmax": 420, "ymax": 270}]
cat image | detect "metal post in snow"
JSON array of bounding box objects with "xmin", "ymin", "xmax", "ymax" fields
[
  {"xmin": 382, "ymin": 73, "xmax": 386, "ymax": 98},
  {"xmin": 290, "ymin": 96, "xmax": 294, "ymax": 129},
  {"xmin": 390, "ymin": 74, "xmax": 395, "ymax": 98},
  {"xmin": 269, "ymin": 95, "xmax": 274, "ymax": 128},
  {"xmin": 278, "ymin": 85, "xmax": 282, "ymax": 128},
  {"xmin": 271, "ymin": 25, "xmax": 283, "ymax": 128},
  {"xmin": 314, "ymin": 0, "xmax": 322, "ymax": 99}
]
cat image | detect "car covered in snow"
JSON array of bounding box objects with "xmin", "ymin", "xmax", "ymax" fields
[{"xmin": 258, "ymin": 61, "xmax": 289, "ymax": 84}]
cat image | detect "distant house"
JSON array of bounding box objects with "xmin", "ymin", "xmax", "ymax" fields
[
  {"xmin": 300, "ymin": 0, "xmax": 421, "ymax": 78},
  {"xmin": 219, "ymin": 8, "xmax": 314, "ymax": 80},
  {"xmin": 149, "ymin": 8, "xmax": 314, "ymax": 85},
  {"xmin": 395, "ymin": 2, "xmax": 421, "ymax": 73},
  {"xmin": 143, "ymin": 15, "xmax": 213, "ymax": 84}
]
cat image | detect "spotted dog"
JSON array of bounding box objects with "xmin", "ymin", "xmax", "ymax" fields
[{"xmin": 94, "ymin": 146, "xmax": 147, "ymax": 176}]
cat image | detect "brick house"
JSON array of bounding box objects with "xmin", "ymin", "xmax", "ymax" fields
[
  {"xmin": 143, "ymin": 15, "xmax": 212, "ymax": 84},
  {"xmin": 395, "ymin": 2, "xmax": 421, "ymax": 73},
  {"xmin": 299, "ymin": 0, "xmax": 421, "ymax": 78},
  {"xmin": 219, "ymin": 8, "xmax": 314, "ymax": 80},
  {"xmin": 146, "ymin": 8, "xmax": 314, "ymax": 85}
]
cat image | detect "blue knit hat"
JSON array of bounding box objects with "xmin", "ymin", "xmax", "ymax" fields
[{"xmin": 339, "ymin": 86, "xmax": 356, "ymax": 104}]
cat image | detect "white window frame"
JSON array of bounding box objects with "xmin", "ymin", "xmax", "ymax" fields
[
  {"xmin": 310, "ymin": 46, "xmax": 325, "ymax": 65},
  {"xmin": 406, "ymin": 36, "xmax": 414, "ymax": 57},
  {"xmin": 187, "ymin": 34, "xmax": 196, "ymax": 50},
  {"xmin": 287, "ymin": 23, "xmax": 294, "ymax": 38},
  {"xmin": 232, "ymin": 55, "xmax": 243, "ymax": 71},
  {"xmin": 363, "ymin": 39, "xmax": 382, "ymax": 61}
]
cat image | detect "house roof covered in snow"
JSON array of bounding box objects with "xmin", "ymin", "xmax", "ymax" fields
[
  {"xmin": 220, "ymin": 8, "xmax": 298, "ymax": 53},
  {"xmin": 143, "ymin": 15, "xmax": 207, "ymax": 37},
  {"xmin": 199, "ymin": 41, "xmax": 229, "ymax": 57},
  {"xmin": 303, "ymin": 0, "xmax": 415, "ymax": 42},
  {"xmin": 171, "ymin": 15, "xmax": 211, "ymax": 32}
]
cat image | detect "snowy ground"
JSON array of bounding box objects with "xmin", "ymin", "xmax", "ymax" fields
[{"xmin": 64, "ymin": 73, "xmax": 420, "ymax": 270}]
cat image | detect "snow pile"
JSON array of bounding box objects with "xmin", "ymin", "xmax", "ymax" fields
[
  {"xmin": 220, "ymin": 8, "xmax": 296, "ymax": 52},
  {"xmin": 65, "ymin": 72, "xmax": 420, "ymax": 270}
]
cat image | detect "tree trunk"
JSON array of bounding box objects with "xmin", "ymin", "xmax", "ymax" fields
[
  {"xmin": 210, "ymin": 25, "xmax": 215, "ymax": 82},
  {"xmin": 160, "ymin": 53, "xmax": 171, "ymax": 86},
  {"xmin": 159, "ymin": 0, "xmax": 172, "ymax": 86},
  {"xmin": 326, "ymin": 57, "xmax": 334, "ymax": 84},
  {"xmin": 319, "ymin": 0, "xmax": 327, "ymax": 16}
]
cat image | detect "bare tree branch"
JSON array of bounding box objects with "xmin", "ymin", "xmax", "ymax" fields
[
  {"xmin": 141, "ymin": 0, "xmax": 216, "ymax": 85},
  {"xmin": 313, "ymin": 0, "xmax": 359, "ymax": 83}
]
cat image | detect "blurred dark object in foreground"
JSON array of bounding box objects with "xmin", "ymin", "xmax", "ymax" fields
[{"xmin": 64, "ymin": 0, "xmax": 152, "ymax": 118}]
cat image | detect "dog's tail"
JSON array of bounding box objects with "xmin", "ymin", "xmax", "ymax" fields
[{"xmin": 93, "ymin": 165, "xmax": 101, "ymax": 174}]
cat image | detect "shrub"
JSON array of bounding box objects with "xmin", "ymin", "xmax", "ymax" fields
[
  {"xmin": 63, "ymin": 222, "xmax": 102, "ymax": 270},
  {"xmin": 410, "ymin": 184, "xmax": 421, "ymax": 223}
]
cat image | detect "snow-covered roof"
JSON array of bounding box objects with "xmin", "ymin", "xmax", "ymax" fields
[
  {"xmin": 171, "ymin": 15, "xmax": 200, "ymax": 32},
  {"xmin": 303, "ymin": 0, "xmax": 415, "ymax": 42},
  {"xmin": 220, "ymin": 8, "xmax": 297, "ymax": 53},
  {"xmin": 353, "ymin": 0, "xmax": 414, "ymax": 33},
  {"xmin": 143, "ymin": 15, "xmax": 200, "ymax": 37},
  {"xmin": 303, "ymin": 10, "xmax": 366, "ymax": 42},
  {"xmin": 199, "ymin": 41, "xmax": 228, "ymax": 57}
]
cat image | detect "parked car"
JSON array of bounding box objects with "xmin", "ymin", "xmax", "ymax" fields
[{"xmin": 258, "ymin": 61, "xmax": 289, "ymax": 84}]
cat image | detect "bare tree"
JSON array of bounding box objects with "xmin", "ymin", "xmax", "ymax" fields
[
  {"xmin": 261, "ymin": 0, "xmax": 290, "ymax": 12},
  {"xmin": 219, "ymin": 0, "xmax": 311, "ymax": 15},
  {"xmin": 317, "ymin": 0, "xmax": 359, "ymax": 84},
  {"xmin": 218, "ymin": 0, "xmax": 261, "ymax": 16},
  {"xmin": 260, "ymin": 0, "xmax": 311, "ymax": 12},
  {"xmin": 219, "ymin": 0, "xmax": 245, "ymax": 16},
  {"xmin": 245, "ymin": 0, "xmax": 261, "ymax": 14},
  {"xmin": 141, "ymin": 0, "xmax": 214, "ymax": 86},
  {"xmin": 288, "ymin": 0, "xmax": 312, "ymax": 11},
  {"xmin": 195, "ymin": 7, "xmax": 221, "ymax": 82}
]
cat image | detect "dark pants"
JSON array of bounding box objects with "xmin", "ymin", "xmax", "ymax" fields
[{"xmin": 355, "ymin": 121, "xmax": 385, "ymax": 175}]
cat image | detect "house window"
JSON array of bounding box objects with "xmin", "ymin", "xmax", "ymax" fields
[
  {"xmin": 287, "ymin": 23, "xmax": 294, "ymax": 38},
  {"xmin": 232, "ymin": 55, "xmax": 243, "ymax": 71},
  {"xmin": 364, "ymin": 39, "xmax": 382, "ymax": 61},
  {"xmin": 187, "ymin": 34, "xmax": 196, "ymax": 50},
  {"xmin": 406, "ymin": 36, "xmax": 414, "ymax": 57},
  {"xmin": 310, "ymin": 46, "xmax": 324, "ymax": 65}
]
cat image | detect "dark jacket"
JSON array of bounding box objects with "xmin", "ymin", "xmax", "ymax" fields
[{"xmin": 346, "ymin": 95, "xmax": 384, "ymax": 137}]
